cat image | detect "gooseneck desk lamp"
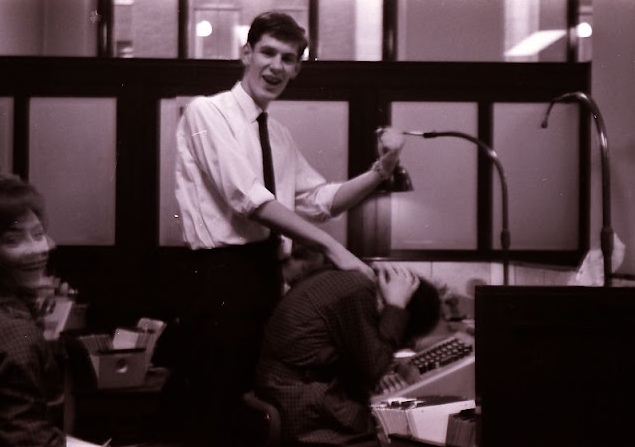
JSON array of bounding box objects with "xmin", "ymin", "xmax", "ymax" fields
[
  {"xmin": 541, "ymin": 92, "xmax": 613, "ymax": 287},
  {"xmin": 397, "ymin": 131, "xmax": 511, "ymax": 285}
]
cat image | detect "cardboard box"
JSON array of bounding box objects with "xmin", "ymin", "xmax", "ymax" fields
[{"xmin": 89, "ymin": 348, "xmax": 146, "ymax": 389}]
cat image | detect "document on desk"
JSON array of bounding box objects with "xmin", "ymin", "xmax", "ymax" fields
[
  {"xmin": 42, "ymin": 298, "xmax": 74, "ymax": 340},
  {"xmin": 66, "ymin": 435, "xmax": 109, "ymax": 447}
]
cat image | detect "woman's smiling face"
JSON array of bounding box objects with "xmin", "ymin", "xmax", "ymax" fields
[
  {"xmin": 240, "ymin": 33, "xmax": 302, "ymax": 110},
  {"xmin": 0, "ymin": 209, "xmax": 50, "ymax": 291}
]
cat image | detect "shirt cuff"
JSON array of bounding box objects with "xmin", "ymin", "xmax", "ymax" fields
[
  {"xmin": 296, "ymin": 182, "xmax": 343, "ymax": 221},
  {"xmin": 241, "ymin": 182, "xmax": 276, "ymax": 216}
]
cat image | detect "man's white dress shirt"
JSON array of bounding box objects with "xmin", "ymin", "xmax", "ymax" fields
[{"xmin": 175, "ymin": 82, "xmax": 342, "ymax": 255}]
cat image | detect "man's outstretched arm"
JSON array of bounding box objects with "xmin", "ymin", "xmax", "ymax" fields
[
  {"xmin": 330, "ymin": 127, "xmax": 405, "ymax": 215},
  {"xmin": 252, "ymin": 199, "xmax": 375, "ymax": 282}
]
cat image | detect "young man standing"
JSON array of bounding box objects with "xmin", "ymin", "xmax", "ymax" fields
[{"xmin": 173, "ymin": 11, "xmax": 405, "ymax": 446}]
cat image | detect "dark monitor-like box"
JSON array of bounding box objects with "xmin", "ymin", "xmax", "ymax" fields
[{"xmin": 475, "ymin": 286, "xmax": 635, "ymax": 447}]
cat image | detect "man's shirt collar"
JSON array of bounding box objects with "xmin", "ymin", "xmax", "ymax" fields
[{"xmin": 233, "ymin": 82, "xmax": 263, "ymax": 123}]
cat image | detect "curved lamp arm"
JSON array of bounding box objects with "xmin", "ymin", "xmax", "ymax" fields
[
  {"xmin": 403, "ymin": 130, "xmax": 510, "ymax": 285},
  {"xmin": 542, "ymin": 92, "xmax": 613, "ymax": 286}
]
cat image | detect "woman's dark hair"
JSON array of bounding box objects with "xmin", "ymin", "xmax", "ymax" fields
[
  {"xmin": 0, "ymin": 174, "xmax": 46, "ymax": 235},
  {"xmin": 405, "ymin": 277, "xmax": 442, "ymax": 340},
  {"xmin": 247, "ymin": 11, "xmax": 308, "ymax": 57}
]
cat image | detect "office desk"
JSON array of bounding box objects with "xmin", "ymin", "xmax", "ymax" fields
[
  {"xmin": 388, "ymin": 435, "xmax": 449, "ymax": 446},
  {"xmin": 65, "ymin": 367, "xmax": 171, "ymax": 446}
]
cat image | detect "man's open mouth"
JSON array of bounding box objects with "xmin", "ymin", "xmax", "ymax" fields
[{"xmin": 263, "ymin": 75, "xmax": 282, "ymax": 86}]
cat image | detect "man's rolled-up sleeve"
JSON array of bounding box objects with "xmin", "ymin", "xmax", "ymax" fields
[
  {"xmin": 291, "ymin": 140, "xmax": 343, "ymax": 222},
  {"xmin": 181, "ymin": 97, "xmax": 276, "ymax": 217}
]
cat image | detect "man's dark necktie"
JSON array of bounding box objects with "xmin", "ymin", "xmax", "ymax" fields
[
  {"xmin": 257, "ymin": 112, "xmax": 284, "ymax": 296},
  {"xmin": 257, "ymin": 112, "xmax": 276, "ymax": 196}
]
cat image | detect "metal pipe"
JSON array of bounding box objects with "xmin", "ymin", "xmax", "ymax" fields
[
  {"xmin": 403, "ymin": 130, "xmax": 510, "ymax": 285},
  {"xmin": 542, "ymin": 92, "xmax": 613, "ymax": 286}
]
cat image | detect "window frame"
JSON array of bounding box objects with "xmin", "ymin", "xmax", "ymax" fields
[{"xmin": 0, "ymin": 56, "xmax": 591, "ymax": 307}]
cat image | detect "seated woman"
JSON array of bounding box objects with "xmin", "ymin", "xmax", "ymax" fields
[
  {"xmin": 0, "ymin": 174, "xmax": 65, "ymax": 446},
  {"xmin": 254, "ymin": 244, "xmax": 441, "ymax": 447}
]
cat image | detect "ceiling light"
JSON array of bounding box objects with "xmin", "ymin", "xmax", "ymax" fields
[
  {"xmin": 196, "ymin": 20, "xmax": 212, "ymax": 37},
  {"xmin": 576, "ymin": 22, "xmax": 593, "ymax": 38},
  {"xmin": 505, "ymin": 30, "xmax": 567, "ymax": 57}
]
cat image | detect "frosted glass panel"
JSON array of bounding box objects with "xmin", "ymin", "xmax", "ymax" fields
[
  {"xmin": 29, "ymin": 97, "xmax": 116, "ymax": 245},
  {"xmin": 159, "ymin": 97, "xmax": 186, "ymax": 246},
  {"xmin": 0, "ymin": 0, "xmax": 97, "ymax": 56},
  {"xmin": 0, "ymin": 98, "xmax": 12, "ymax": 173},
  {"xmin": 398, "ymin": 0, "xmax": 571, "ymax": 62},
  {"xmin": 391, "ymin": 102, "xmax": 478, "ymax": 249},
  {"xmin": 270, "ymin": 100, "xmax": 349, "ymax": 245},
  {"xmin": 113, "ymin": 0, "xmax": 178, "ymax": 57},
  {"xmin": 186, "ymin": 2, "xmax": 309, "ymax": 60},
  {"xmin": 493, "ymin": 103, "xmax": 579, "ymax": 249},
  {"xmin": 158, "ymin": 99, "xmax": 348, "ymax": 246},
  {"xmin": 191, "ymin": 8, "xmax": 241, "ymax": 59}
]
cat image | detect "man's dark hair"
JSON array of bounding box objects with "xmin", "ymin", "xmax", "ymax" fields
[
  {"xmin": 289, "ymin": 243, "xmax": 441, "ymax": 337},
  {"xmin": 247, "ymin": 11, "xmax": 308, "ymax": 57},
  {"xmin": 404, "ymin": 277, "xmax": 442, "ymax": 341},
  {"xmin": 289, "ymin": 242, "xmax": 320, "ymax": 261},
  {"xmin": 0, "ymin": 174, "xmax": 46, "ymax": 235}
]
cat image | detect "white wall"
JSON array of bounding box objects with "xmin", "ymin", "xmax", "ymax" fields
[
  {"xmin": 0, "ymin": 98, "xmax": 14, "ymax": 173},
  {"xmin": 398, "ymin": 0, "xmax": 505, "ymax": 61},
  {"xmin": 0, "ymin": 0, "xmax": 44, "ymax": 55},
  {"xmin": 592, "ymin": 0, "xmax": 635, "ymax": 276},
  {"xmin": 0, "ymin": 0, "xmax": 97, "ymax": 56}
]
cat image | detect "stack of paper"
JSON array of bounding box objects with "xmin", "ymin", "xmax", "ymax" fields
[
  {"xmin": 406, "ymin": 398, "xmax": 475, "ymax": 444},
  {"xmin": 112, "ymin": 327, "xmax": 150, "ymax": 349},
  {"xmin": 371, "ymin": 398, "xmax": 418, "ymax": 437},
  {"xmin": 445, "ymin": 409, "xmax": 477, "ymax": 447},
  {"xmin": 66, "ymin": 435, "xmax": 107, "ymax": 447},
  {"xmin": 42, "ymin": 298, "xmax": 74, "ymax": 341},
  {"xmin": 112, "ymin": 317, "xmax": 166, "ymax": 367},
  {"xmin": 136, "ymin": 317, "xmax": 167, "ymax": 367},
  {"xmin": 372, "ymin": 396, "xmax": 475, "ymax": 445}
]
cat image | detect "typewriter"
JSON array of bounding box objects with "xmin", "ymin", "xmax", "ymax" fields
[{"xmin": 371, "ymin": 331, "xmax": 475, "ymax": 403}]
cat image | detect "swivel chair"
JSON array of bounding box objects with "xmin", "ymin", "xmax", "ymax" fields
[{"xmin": 241, "ymin": 391, "xmax": 282, "ymax": 447}]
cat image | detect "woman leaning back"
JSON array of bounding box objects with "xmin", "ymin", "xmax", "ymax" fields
[{"xmin": 0, "ymin": 174, "xmax": 65, "ymax": 447}]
